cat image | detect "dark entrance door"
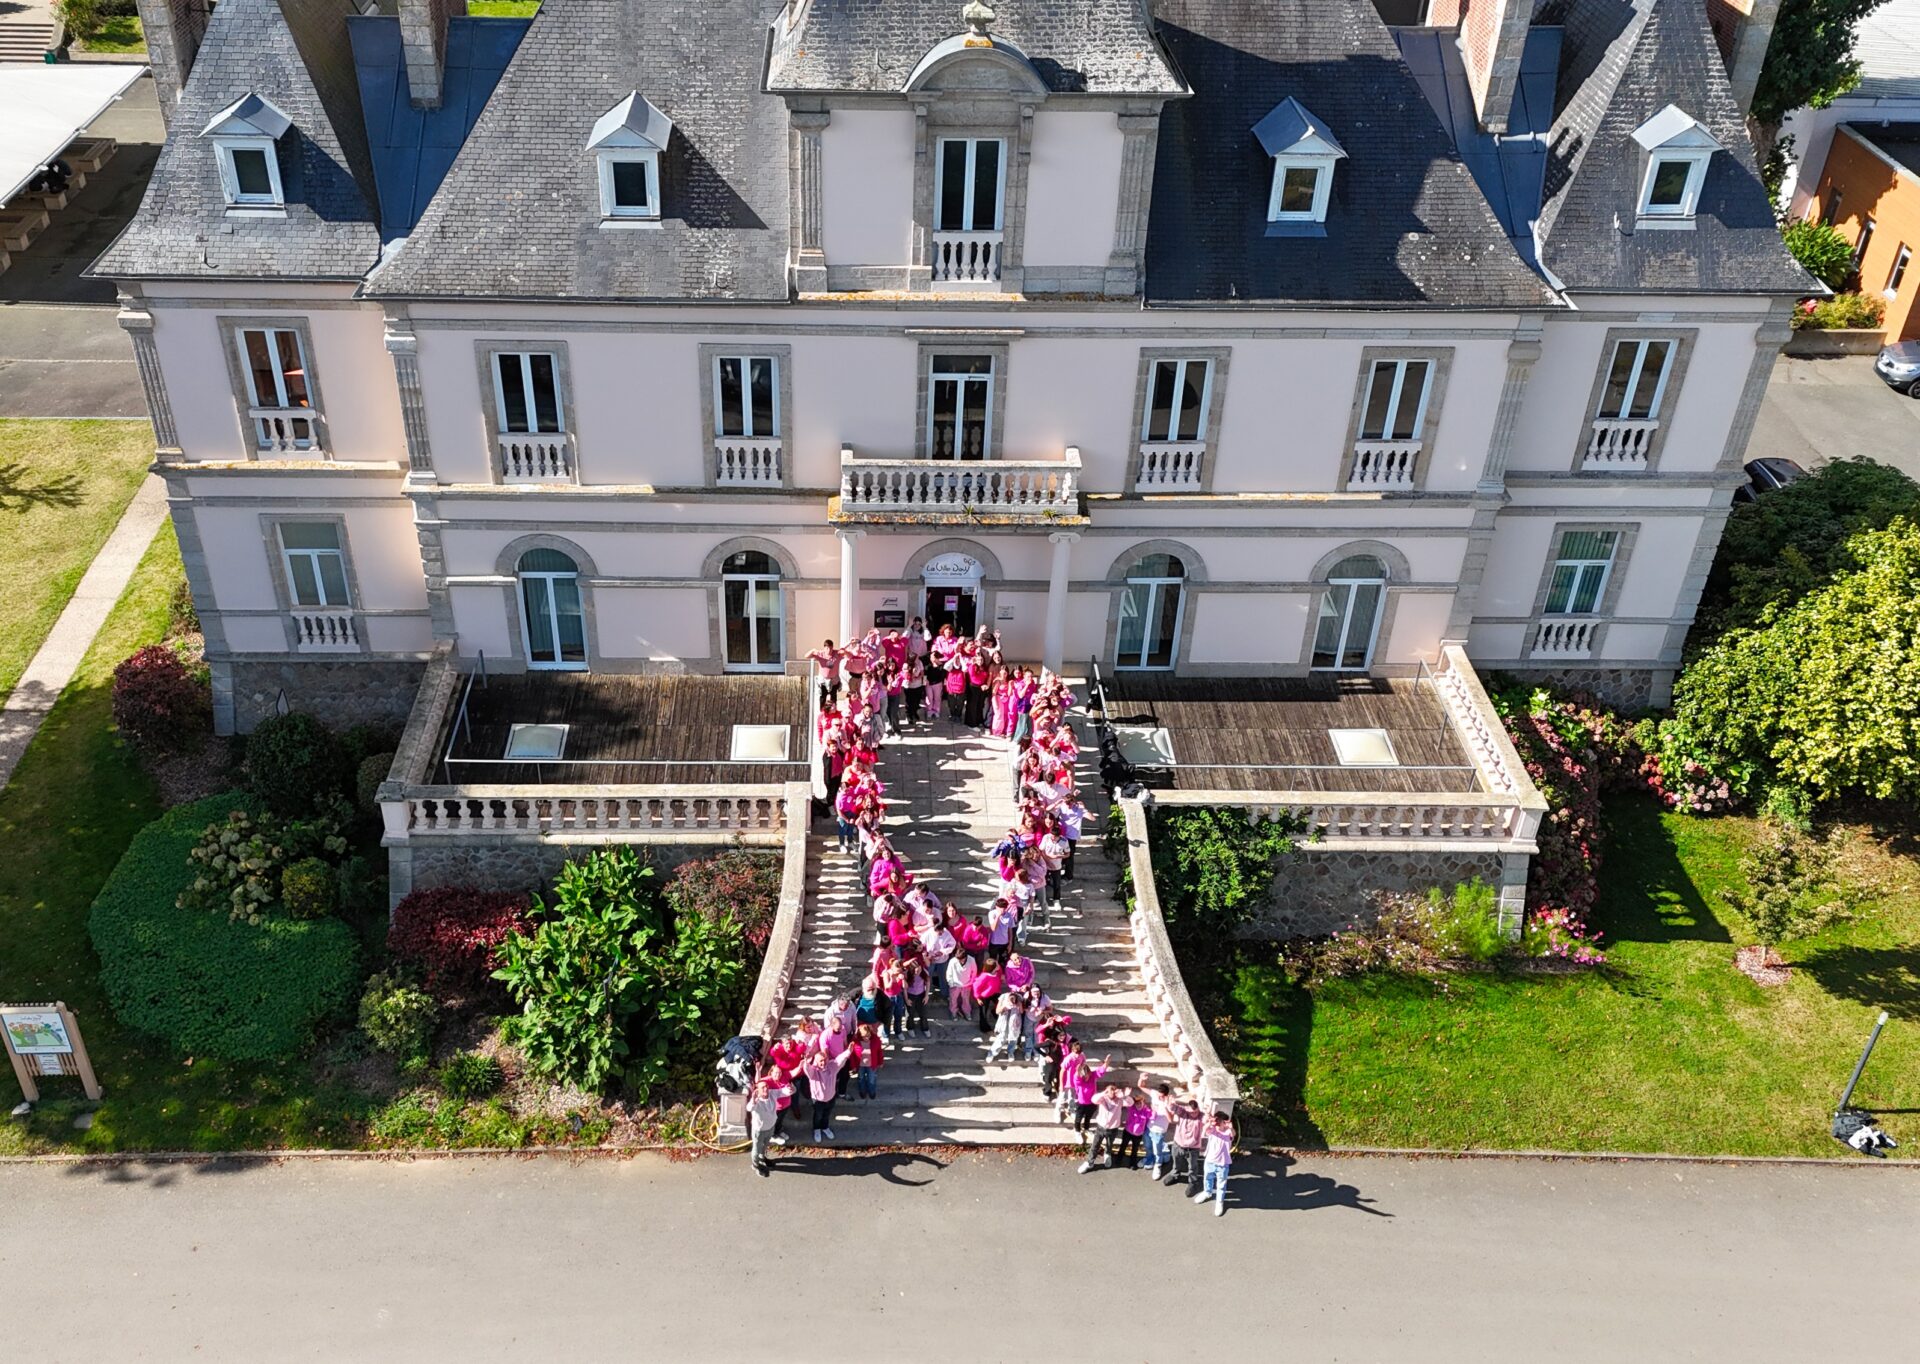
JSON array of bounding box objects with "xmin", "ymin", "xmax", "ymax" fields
[{"xmin": 925, "ymin": 585, "xmax": 978, "ymax": 638}]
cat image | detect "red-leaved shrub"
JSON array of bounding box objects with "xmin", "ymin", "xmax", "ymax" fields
[
  {"xmin": 664, "ymin": 850, "xmax": 782, "ymax": 965},
  {"xmin": 111, "ymin": 644, "xmax": 207, "ymax": 752},
  {"xmin": 387, "ymin": 886, "xmax": 530, "ymax": 1001}
]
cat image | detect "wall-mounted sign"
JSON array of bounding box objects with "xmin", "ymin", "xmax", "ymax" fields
[
  {"xmin": 873, "ymin": 610, "xmax": 906, "ymax": 629},
  {"xmin": 944, "ymin": 594, "xmax": 960, "ymax": 611},
  {"xmin": 922, "ymin": 553, "xmax": 984, "ymax": 583},
  {"xmin": 996, "ymin": 604, "xmax": 1015, "ymax": 621}
]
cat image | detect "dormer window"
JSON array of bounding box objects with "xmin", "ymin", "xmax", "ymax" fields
[
  {"xmin": 1253, "ymin": 97, "xmax": 1345, "ymax": 231},
  {"xmin": 1631, "ymin": 105, "xmax": 1721, "ymax": 226},
  {"xmin": 202, "ymin": 93, "xmax": 291, "ymax": 209},
  {"xmin": 588, "ymin": 92, "xmax": 673, "ymax": 224}
]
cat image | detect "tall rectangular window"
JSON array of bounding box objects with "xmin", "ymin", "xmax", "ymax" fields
[
  {"xmin": 1887, "ymin": 244, "xmax": 1911, "ymax": 297},
  {"xmin": 927, "ymin": 353, "xmax": 993, "ymax": 460},
  {"xmin": 1597, "ymin": 339, "xmax": 1675, "ymax": 421},
  {"xmin": 1855, "ymin": 216, "xmax": 1877, "ymax": 268},
  {"xmin": 492, "ymin": 352, "xmax": 563, "ymax": 435},
  {"xmin": 1543, "ymin": 531, "xmax": 1618, "ymax": 616},
  {"xmin": 936, "ymin": 138, "xmax": 1004, "ymax": 233},
  {"xmin": 714, "ymin": 355, "xmax": 778, "ymax": 438},
  {"xmin": 239, "ymin": 328, "xmax": 311, "ymax": 411},
  {"xmin": 1359, "ymin": 358, "xmax": 1433, "ymax": 441},
  {"xmin": 1143, "ymin": 358, "xmax": 1211, "ymax": 442},
  {"xmin": 280, "ymin": 523, "xmax": 349, "ymax": 608}
]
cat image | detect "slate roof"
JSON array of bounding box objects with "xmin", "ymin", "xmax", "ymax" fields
[
  {"xmin": 767, "ymin": 0, "xmax": 1184, "ymax": 95},
  {"xmin": 1532, "ymin": 0, "xmax": 1809, "ymax": 294},
  {"xmin": 348, "ymin": 15, "xmax": 528, "ymax": 242},
  {"xmin": 91, "ymin": 0, "xmax": 380, "ymax": 280},
  {"xmin": 1143, "ymin": 0, "xmax": 1556, "ymax": 308},
  {"xmin": 366, "ymin": 0, "xmax": 790, "ymax": 301}
]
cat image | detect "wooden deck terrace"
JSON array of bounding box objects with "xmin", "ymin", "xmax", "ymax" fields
[
  {"xmin": 1092, "ymin": 673, "xmax": 1480, "ymax": 795},
  {"xmin": 436, "ymin": 671, "xmax": 812, "ymax": 788}
]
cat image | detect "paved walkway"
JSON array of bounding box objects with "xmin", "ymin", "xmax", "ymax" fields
[
  {"xmin": 0, "ymin": 472, "xmax": 165, "ymax": 791},
  {"xmin": 0, "ymin": 1152, "xmax": 1912, "ymax": 1359},
  {"xmin": 780, "ymin": 705, "xmax": 1172, "ymax": 1144}
]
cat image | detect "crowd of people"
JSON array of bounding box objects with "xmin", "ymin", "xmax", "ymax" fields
[{"xmin": 739, "ymin": 620, "xmax": 1235, "ymax": 1213}]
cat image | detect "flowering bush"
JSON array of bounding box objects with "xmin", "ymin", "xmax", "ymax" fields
[
  {"xmin": 111, "ymin": 644, "xmax": 207, "ymax": 753},
  {"xmin": 663, "ymin": 849, "xmax": 783, "ymax": 962},
  {"xmin": 387, "ymin": 885, "xmax": 531, "ymax": 1002},
  {"xmin": 178, "ymin": 803, "xmax": 349, "ymax": 924},
  {"xmin": 1518, "ymin": 907, "xmax": 1608, "ymax": 965}
]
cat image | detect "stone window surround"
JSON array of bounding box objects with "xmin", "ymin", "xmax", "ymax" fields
[
  {"xmin": 911, "ymin": 93, "xmax": 1039, "ymax": 291},
  {"xmin": 696, "ymin": 342, "xmax": 795, "ymax": 488},
  {"xmin": 1522, "ymin": 521, "xmax": 1640, "ymax": 657},
  {"xmin": 493, "ymin": 534, "xmax": 601, "ymax": 671},
  {"xmin": 1336, "ymin": 345, "xmax": 1455, "ymax": 491},
  {"xmin": 472, "ymin": 340, "xmax": 580, "ymax": 485},
  {"xmin": 217, "ymin": 314, "xmax": 328, "ymax": 458},
  {"xmin": 1296, "ymin": 540, "xmax": 1412, "ymax": 671},
  {"xmin": 1100, "ymin": 538, "xmax": 1207, "ymax": 672},
  {"xmin": 1124, "ymin": 347, "xmax": 1233, "ymax": 493},
  {"xmin": 1573, "ymin": 327, "xmax": 1697, "ymax": 474},
  {"xmin": 701, "ymin": 536, "xmax": 802, "ymax": 673},
  {"xmin": 258, "ymin": 511, "xmax": 367, "ymax": 654},
  {"xmin": 913, "ymin": 338, "xmax": 1012, "ymax": 460}
]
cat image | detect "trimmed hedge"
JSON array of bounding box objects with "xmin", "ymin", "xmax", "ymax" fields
[{"xmin": 89, "ymin": 793, "xmax": 361, "ymax": 1062}]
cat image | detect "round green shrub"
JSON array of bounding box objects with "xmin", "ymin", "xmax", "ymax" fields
[
  {"xmin": 281, "ymin": 857, "xmax": 336, "ymax": 920},
  {"xmin": 244, "ymin": 713, "xmax": 349, "ymax": 817},
  {"xmin": 437, "ymin": 1052, "xmax": 504, "ymax": 1101},
  {"xmin": 359, "ymin": 971, "xmax": 437, "ymax": 1065},
  {"xmin": 356, "ymin": 751, "xmax": 395, "ymax": 816},
  {"xmin": 89, "ymin": 793, "xmax": 361, "ymax": 1062}
]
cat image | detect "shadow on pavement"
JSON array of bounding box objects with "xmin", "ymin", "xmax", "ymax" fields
[
  {"xmin": 1225, "ymin": 1154, "xmax": 1392, "ymax": 1217},
  {"xmin": 762, "ymin": 1150, "xmax": 948, "ymax": 1186}
]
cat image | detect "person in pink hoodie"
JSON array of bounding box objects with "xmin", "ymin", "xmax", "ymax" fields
[
  {"xmin": 1079, "ymin": 1078, "xmax": 1130, "ymax": 1173},
  {"xmin": 1061, "ymin": 1043, "xmax": 1108, "ymax": 1141},
  {"xmin": 803, "ymin": 1040, "xmax": 852, "ymax": 1143}
]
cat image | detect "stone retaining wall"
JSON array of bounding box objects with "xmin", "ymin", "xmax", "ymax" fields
[
  {"xmin": 1251, "ymin": 846, "xmax": 1515, "ymax": 939},
  {"xmin": 390, "ymin": 838, "xmax": 742, "ymax": 905},
  {"xmin": 1494, "ymin": 666, "xmax": 1669, "ymax": 711},
  {"xmin": 220, "ymin": 659, "xmax": 426, "ymax": 736}
]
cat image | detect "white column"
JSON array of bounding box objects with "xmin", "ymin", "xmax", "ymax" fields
[
  {"xmin": 837, "ymin": 528, "xmax": 863, "ymax": 645},
  {"xmin": 1042, "ymin": 530, "xmax": 1078, "ymax": 674}
]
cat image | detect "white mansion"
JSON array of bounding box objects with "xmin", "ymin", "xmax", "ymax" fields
[{"xmin": 101, "ymin": 0, "xmax": 1807, "ymax": 736}]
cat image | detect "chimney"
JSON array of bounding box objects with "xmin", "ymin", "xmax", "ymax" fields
[
  {"xmin": 133, "ymin": 0, "xmax": 212, "ymax": 126},
  {"xmin": 1711, "ymin": 0, "xmax": 1783, "ymax": 115},
  {"xmin": 1456, "ymin": 0, "xmax": 1533, "ymax": 134},
  {"xmin": 398, "ymin": 0, "xmax": 462, "ymax": 111}
]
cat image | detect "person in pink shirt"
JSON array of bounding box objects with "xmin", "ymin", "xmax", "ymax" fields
[
  {"xmin": 1196, "ymin": 1110, "xmax": 1235, "ymax": 1215},
  {"xmin": 1117, "ymin": 1095, "xmax": 1151, "ymax": 1170},
  {"xmin": 803, "ymin": 1041, "xmax": 851, "ymax": 1142},
  {"xmin": 1002, "ymin": 948, "xmax": 1034, "ymax": 994},
  {"xmin": 851, "ymin": 1022, "xmax": 885, "ymax": 1101},
  {"xmin": 1079, "ymin": 1078, "xmax": 1130, "ymax": 1173},
  {"xmin": 970, "ymin": 956, "xmax": 1003, "ymax": 1036},
  {"xmin": 1167, "ymin": 1091, "xmax": 1206, "ymax": 1193},
  {"xmin": 1061, "ymin": 1043, "xmax": 1108, "ymax": 1141},
  {"xmin": 1140, "ymin": 1081, "xmax": 1176, "ymax": 1180},
  {"xmin": 945, "ymin": 951, "xmax": 976, "ymax": 1021}
]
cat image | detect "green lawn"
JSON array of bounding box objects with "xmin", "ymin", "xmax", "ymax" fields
[
  {"xmin": 0, "ymin": 421, "xmax": 152, "ymax": 707},
  {"xmin": 78, "ymin": 14, "xmax": 145, "ymax": 54},
  {"xmin": 0, "ymin": 525, "xmax": 376, "ymax": 1154},
  {"xmin": 467, "ymin": 1, "xmax": 540, "ymax": 15},
  {"xmin": 1212, "ymin": 800, "xmax": 1919, "ymax": 1158}
]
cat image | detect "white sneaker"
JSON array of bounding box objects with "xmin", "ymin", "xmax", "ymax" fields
[
  {"xmin": 1214, "ymin": 1200, "xmax": 1225, "ymax": 1217},
  {"xmin": 823, "ymin": 1128, "xmax": 836, "ymax": 1141},
  {"xmin": 770, "ymin": 1134, "xmax": 788, "ymax": 1147},
  {"xmin": 813, "ymin": 1130, "xmax": 823, "ymax": 1142},
  {"xmin": 1192, "ymin": 1191, "xmax": 1210, "ymax": 1204},
  {"xmin": 1077, "ymin": 1161, "xmax": 1092, "ymax": 1175}
]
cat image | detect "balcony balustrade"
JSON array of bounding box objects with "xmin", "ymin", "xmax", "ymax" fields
[
  {"xmin": 714, "ymin": 437, "xmax": 783, "ymax": 487},
  {"xmin": 291, "ymin": 609, "xmax": 358, "ymax": 653},
  {"xmin": 1134, "ymin": 441, "xmax": 1206, "ymax": 491},
  {"xmin": 837, "ymin": 444, "xmax": 1081, "ymax": 520},
  {"xmin": 1347, "ymin": 439, "xmax": 1420, "ymax": 490},
  {"xmin": 930, "ymin": 230, "xmax": 1003, "ymax": 286},
  {"xmin": 251, "ymin": 407, "xmax": 321, "ymax": 454},
  {"xmin": 1531, "ymin": 618, "xmax": 1599, "ymax": 660},
  {"xmin": 1584, "ymin": 418, "xmax": 1657, "ymax": 472},
  {"xmin": 497, "ymin": 431, "xmax": 576, "ymax": 483}
]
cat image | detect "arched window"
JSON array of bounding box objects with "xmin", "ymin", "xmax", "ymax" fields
[
  {"xmin": 517, "ymin": 548, "xmax": 587, "ymax": 670},
  {"xmin": 1312, "ymin": 553, "xmax": 1386, "ymax": 672},
  {"xmin": 723, "ymin": 549, "xmax": 784, "ymax": 672},
  {"xmin": 1116, "ymin": 553, "xmax": 1186, "ymax": 671}
]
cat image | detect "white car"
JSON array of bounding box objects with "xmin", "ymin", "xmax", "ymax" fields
[{"xmin": 1874, "ymin": 340, "xmax": 1920, "ymax": 397}]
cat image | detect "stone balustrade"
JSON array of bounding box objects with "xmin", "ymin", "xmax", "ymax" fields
[
  {"xmin": 497, "ymin": 431, "xmax": 575, "ymax": 483},
  {"xmin": 1143, "ymin": 787, "xmax": 1534, "ymax": 842},
  {"xmin": 838, "ymin": 444, "xmax": 1081, "ymax": 518},
  {"xmin": 1134, "ymin": 440, "xmax": 1206, "ymax": 490},
  {"xmin": 930, "ymin": 230, "xmax": 1003, "ymax": 285},
  {"xmin": 1584, "ymin": 418, "xmax": 1657, "ymax": 471},
  {"xmin": 390, "ymin": 786, "xmax": 789, "ymax": 838},
  {"xmin": 290, "ymin": 608, "xmax": 358, "ymax": 653},
  {"xmin": 1347, "ymin": 439, "xmax": 1420, "ymax": 489},
  {"xmin": 714, "ymin": 437, "xmax": 783, "ymax": 486},
  {"xmin": 251, "ymin": 407, "xmax": 321, "ymax": 454},
  {"xmin": 1531, "ymin": 618, "xmax": 1599, "ymax": 660}
]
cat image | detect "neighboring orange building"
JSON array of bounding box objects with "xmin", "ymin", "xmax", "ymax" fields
[{"xmin": 1807, "ymin": 123, "xmax": 1920, "ymax": 341}]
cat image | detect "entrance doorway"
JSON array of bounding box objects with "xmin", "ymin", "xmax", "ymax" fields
[{"xmin": 924, "ymin": 584, "xmax": 978, "ymax": 638}]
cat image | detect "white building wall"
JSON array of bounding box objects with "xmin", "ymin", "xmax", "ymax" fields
[
  {"xmin": 820, "ymin": 109, "xmax": 915, "ymax": 268},
  {"xmin": 1023, "ymin": 111, "xmax": 1125, "ymax": 271}
]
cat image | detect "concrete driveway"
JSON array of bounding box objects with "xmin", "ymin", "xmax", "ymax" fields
[
  {"xmin": 0, "ymin": 1151, "xmax": 1913, "ymax": 1361},
  {"xmin": 1749, "ymin": 354, "xmax": 1920, "ymax": 480}
]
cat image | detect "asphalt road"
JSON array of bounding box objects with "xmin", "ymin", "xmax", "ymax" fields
[
  {"xmin": 1, "ymin": 1151, "xmax": 1913, "ymax": 1361},
  {"xmin": 1749, "ymin": 354, "xmax": 1920, "ymax": 480}
]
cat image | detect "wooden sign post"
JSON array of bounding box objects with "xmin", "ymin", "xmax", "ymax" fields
[{"xmin": 2, "ymin": 1002, "xmax": 101, "ymax": 1106}]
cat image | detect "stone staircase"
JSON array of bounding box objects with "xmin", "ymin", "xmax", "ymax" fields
[
  {"xmin": 0, "ymin": 22, "xmax": 56, "ymax": 63},
  {"xmin": 778, "ymin": 712, "xmax": 1175, "ymax": 1146}
]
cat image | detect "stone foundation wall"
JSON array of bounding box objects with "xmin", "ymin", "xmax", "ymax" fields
[
  {"xmin": 219, "ymin": 659, "xmax": 426, "ymax": 736},
  {"xmin": 1248, "ymin": 847, "xmax": 1513, "ymax": 940},
  {"xmin": 389, "ymin": 838, "xmax": 766, "ymax": 907},
  {"xmin": 1494, "ymin": 666, "xmax": 1671, "ymax": 712}
]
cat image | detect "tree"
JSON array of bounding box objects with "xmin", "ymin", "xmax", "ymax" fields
[
  {"xmin": 1780, "ymin": 219, "xmax": 1856, "ymax": 290},
  {"xmin": 1751, "ymin": 0, "xmax": 1890, "ymax": 127},
  {"xmin": 1673, "ymin": 519, "xmax": 1920, "ymax": 805}
]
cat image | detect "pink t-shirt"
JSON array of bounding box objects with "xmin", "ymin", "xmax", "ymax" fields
[
  {"xmin": 1094, "ymin": 1091, "xmax": 1129, "ymax": 1130},
  {"xmin": 1003, "ymin": 956, "xmax": 1034, "ymax": 990},
  {"xmin": 1203, "ymin": 1125, "xmax": 1233, "ymax": 1166}
]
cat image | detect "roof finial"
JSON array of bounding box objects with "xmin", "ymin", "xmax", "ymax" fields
[{"xmin": 962, "ymin": 0, "xmax": 995, "ymax": 46}]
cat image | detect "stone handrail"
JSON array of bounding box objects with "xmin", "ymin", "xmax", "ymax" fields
[
  {"xmin": 1428, "ymin": 645, "xmax": 1548, "ymax": 848},
  {"xmin": 387, "ymin": 786, "xmax": 789, "ymax": 839},
  {"xmin": 839, "ymin": 445, "xmax": 1080, "ymax": 516},
  {"xmin": 1142, "ymin": 787, "xmax": 1537, "ymax": 844},
  {"xmin": 1117, "ymin": 796, "xmax": 1240, "ymax": 1116},
  {"xmin": 717, "ymin": 779, "xmax": 815, "ymax": 1140}
]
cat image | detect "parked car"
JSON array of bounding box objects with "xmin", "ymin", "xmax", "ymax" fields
[
  {"xmin": 1874, "ymin": 340, "xmax": 1920, "ymax": 396},
  {"xmin": 1733, "ymin": 457, "xmax": 1809, "ymax": 504}
]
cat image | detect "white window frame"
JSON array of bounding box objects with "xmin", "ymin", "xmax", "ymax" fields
[
  {"xmin": 935, "ymin": 138, "xmax": 1007, "ymax": 233},
  {"xmin": 278, "ymin": 525, "xmax": 350, "ymax": 609},
  {"xmin": 1855, "ymin": 215, "xmax": 1877, "ymax": 268},
  {"xmin": 597, "ymin": 150, "xmax": 660, "ymax": 221},
  {"xmin": 517, "ymin": 560, "xmax": 588, "ymax": 672},
  {"xmin": 1638, "ymin": 151, "xmax": 1710, "ymax": 219},
  {"xmin": 214, "ymin": 137, "xmax": 283, "ymax": 208},
  {"xmin": 1596, "ymin": 339, "xmax": 1676, "ymax": 421},
  {"xmin": 1886, "ymin": 244, "xmax": 1911, "ymax": 298},
  {"xmin": 721, "ymin": 559, "xmax": 786, "ymax": 673},
  {"xmin": 1358, "ymin": 358, "xmax": 1434, "ymax": 441},
  {"xmin": 1543, "ymin": 532, "xmax": 1619, "ymax": 616},
  {"xmin": 1140, "ymin": 358, "xmax": 1213, "ymax": 444},
  {"xmin": 1115, "ymin": 566, "xmax": 1187, "ymax": 673},
  {"xmin": 1267, "ymin": 157, "xmax": 1333, "ymax": 223},
  {"xmin": 926, "ymin": 354, "xmax": 995, "ymax": 461},
  {"xmin": 1313, "ymin": 569, "xmax": 1386, "ymax": 673},
  {"xmin": 236, "ymin": 325, "xmax": 311, "ymax": 411},
  {"xmin": 491, "ymin": 351, "xmax": 565, "ymax": 436},
  {"xmin": 712, "ymin": 354, "xmax": 779, "ymax": 439}
]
